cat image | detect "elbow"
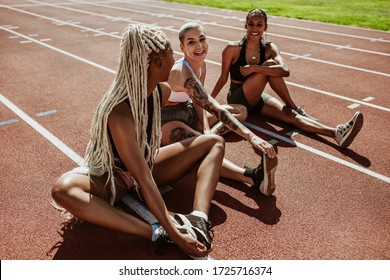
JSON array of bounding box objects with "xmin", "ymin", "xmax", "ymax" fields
[{"xmin": 283, "ymin": 69, "xmax": 290, "ymax": 77}]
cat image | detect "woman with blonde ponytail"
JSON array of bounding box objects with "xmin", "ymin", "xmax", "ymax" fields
[{"xmin": 52, "ymin": 24, "xmax": 224, "ymax": 257}]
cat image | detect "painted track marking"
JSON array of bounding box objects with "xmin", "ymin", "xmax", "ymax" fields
[
  {"xmin": 0, "ymin": 28, "xmax": 388, "ymax": 183},
  {"xmin": 1, "ymin": 8, "xmax": 389, "ymax": 111}
]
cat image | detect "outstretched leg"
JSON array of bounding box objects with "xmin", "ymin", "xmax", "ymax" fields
[{"xmin": 261, "ymin": 97, "xmax": 335, "ymax": 137}]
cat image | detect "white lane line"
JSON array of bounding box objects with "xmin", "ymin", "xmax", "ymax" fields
[
  {"xmin": 347, "ymin": 103, "xmax": 361, "ymax": 109},
  {"xmin": 130, "ymin": 1, "xmax": 390, "ymax": 43},
  {"xmin": 281, "ymin": 51, "xmax": 390, "ymax": 77},
  {"xmin": 2, "ymin": 12, "xmax": 390, "ymax": 110},
  {"xmin": 4, "ymin": 2, "xmax": 389, "ymax": 78},
  {"xmin": 1, "ymin": 88, "xmax": 389, "ymax": 186},
  {"xmin": 63, "ymin": 0, "xmax": 390, "ymax": 57},
  {"xmin": 1, "ymin": 26, "xmax": 389, "ymax": 184},
  {"xmin": 0, "ymin": 93, "xmax": 84, "ymax": 166},
  {"xmin": 285, "ymin": 82, "xmax": 390, "ymax": 112},
  {"xmin": 244, "ymin": 122, "xmax": 390, "ymax": 184},
  {"xmin": 4, "ymin": 0, "xmax": 389, "ymax": 45},
  {"xmin": 0, "ymin": 91, "xmax": 151, "ymax": 222},
  {"xmin": 2, "ymin": 23, "xmax": 388, "ymax": 114},
  {"xmin": 0, "ymin": 27, "xmax": 116, "ymax": 75}
]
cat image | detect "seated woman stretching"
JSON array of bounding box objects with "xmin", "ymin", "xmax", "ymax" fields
[
  {"xmin": 161, "ymin": 22, "xmax": 278, "ymax": 196},
  {"xmin": 211, "ymin": 9, "xmax": 363, "ymax": 149},
  {"xmin": 51, "ymin": 24, "xmax": 229, "ymax": 257}
]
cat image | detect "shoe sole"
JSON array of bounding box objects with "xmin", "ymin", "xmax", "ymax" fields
[
  {"xmin": 174, "ymin": 214, "xmax": 212, "ymax": 250},
  {"xmin": 259, "ymin": 154, "xmax": 278, "ymax": 196},
  {"xmin": 340, "ymin": 112, "xmax": 364, "ymax": 148}
]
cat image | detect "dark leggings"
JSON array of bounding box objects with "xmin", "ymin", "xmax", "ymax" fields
[{"xmin": 227, "ymin": 83, "xmax": 271, "ymax": 114}]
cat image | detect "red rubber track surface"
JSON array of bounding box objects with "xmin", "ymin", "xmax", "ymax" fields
[{"xmin": 0, "ymin": 0, "xmax": 389, "ymax": 260}]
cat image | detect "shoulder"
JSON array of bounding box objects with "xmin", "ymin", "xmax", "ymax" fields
[
  {"xmin": 108, "ymin": 100, "xmax": 133, "ymax": 131},
  {"xmin": 266, "ymin": 42, "xmax": 279, "ymax": 51},
  {"xmin": 110, "ymin": 101, "xmax": 131, "ymax": 118},
  {"xmin": 266, "ymin": 42, "xmax": 281, "ymax": 56},
  {"xmin": 223, "ymin": 41, "xmax": 241, "ymax": 55},
  {"xmin": 169, "ymin": 62, "xmax": 192, "ymax": 88},
  {"xmin": 170, "ymin": 60, "xmax": 192, "ymax": 79},
  {"xmin": 225, "ymin": 41, "xmax": 241, "ymax": 50}
]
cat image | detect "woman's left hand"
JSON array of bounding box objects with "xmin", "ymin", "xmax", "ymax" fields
[
  {"xmin": 249, "ymin": 135, "xmax": 277, "ymax": 158},
  {"xmin": 239, "ymin": 65, "xmax": 255, "ymax": 77}
]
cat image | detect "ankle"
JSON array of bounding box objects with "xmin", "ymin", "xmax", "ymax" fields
[
  {"xmin": 151, "ymin": 223, "xmax": 162, "ymax": 241},
  {"xmin": 190, "ymin": 210, "xmax": 208, "ymax": 221}
]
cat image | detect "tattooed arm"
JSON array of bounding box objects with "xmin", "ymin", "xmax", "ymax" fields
[{"xmin": 184, "ymin": 77, "xmax": 276, "ymax": 157}]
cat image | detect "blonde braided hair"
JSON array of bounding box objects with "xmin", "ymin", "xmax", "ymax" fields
[{"xmin": 84, "ymin": 24, "xmax": 169, "ymax": 204}]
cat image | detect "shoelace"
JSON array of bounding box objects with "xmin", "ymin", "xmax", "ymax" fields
[
  {"xmin": 204, "ymin": 221, "xmax": 215, "ymax": 241},
  {"xmin": 339, "ymin": 123, "xmax": 351, "ymax": 132}
]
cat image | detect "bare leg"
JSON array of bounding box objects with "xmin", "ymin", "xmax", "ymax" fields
[
  {"xmin": 219, "ymin": 158, "xmax": 252, "ymax": 185},
  {"xmin": 52, "ymin": 172, "xmax": 152, "ymax": 239},
  {"xmin": 261, "ymin": 97, "xmax": 336, "ymax": 137},
  {"xmin": 268, "ymin": 76, "xmax": 298, "ymax": 110},
  {"xmin": 264, "ymin": 60, "xmax": 298, "ymax": 109},
  {"xmin": 153, "ymin": 134, "xmax": 225, "ymax": 214},
  {"xmin": 161, "ymin": 122, "xmax": 254, "ymax": 186},
  {"xmin": 161, "ymin": 121, "xmax": 200, "ymax": 145}
]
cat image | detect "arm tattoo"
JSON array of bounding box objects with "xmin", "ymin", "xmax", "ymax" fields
[
  {"xmin": 184, "ymin": 77, "xmax": 244, "ymax": 137},
  {"xmin": 220, "ymin": 111, "xmax": 238, "ymax": 130},
  {"xmin": 184, "ymin": 77, "xmax": 218, "ymax": 119}
]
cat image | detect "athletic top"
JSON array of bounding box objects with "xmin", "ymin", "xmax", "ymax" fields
[
  {"xmin": 229, "ymin": 38, "xmax": 266, "ymax": 83},
  {"xmin": 110, "ymin": 84, "xmax": 162, "ymax": 170},
  {"xmin": 168, "ymin": 57, "xmax": 202, "ymax": 103}
]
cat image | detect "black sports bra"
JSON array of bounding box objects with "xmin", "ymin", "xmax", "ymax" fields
[{"xmin": 229, "ymin": 38, "xmax": 266, "ymax": 82}]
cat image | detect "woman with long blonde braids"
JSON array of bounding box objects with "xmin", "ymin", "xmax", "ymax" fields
[{"xmin": 52, "ymin": 24, "xmax": 225, "ymax": 257}]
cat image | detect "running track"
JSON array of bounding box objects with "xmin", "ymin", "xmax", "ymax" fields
[{"xmin": 0, "ymin": 0, "xmax": 389, "ymax": 260}]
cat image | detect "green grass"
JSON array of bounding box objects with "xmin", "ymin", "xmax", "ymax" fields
[{"xmin": 165, "ymin": 0, "xmax": 390, "ymax": 31}]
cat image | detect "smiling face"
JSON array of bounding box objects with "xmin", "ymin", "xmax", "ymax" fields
[
  {"xmin": 179, "ymin": 25, "xmax": 208, "ymax": 62},
  {"xmin": 245, "ymin": 9, "xmax": 268, "ymax": 41}
]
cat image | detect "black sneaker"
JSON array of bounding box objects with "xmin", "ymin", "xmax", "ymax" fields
[
  {"xmin": 244, "ymin": 157, "xmax": 264, "ymax": 190},
  {"xmin": 174, "ymin": 213, "xmax": 214, "ymax": 250}
]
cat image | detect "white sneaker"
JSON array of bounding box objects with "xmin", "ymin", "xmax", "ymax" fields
[
  {"xmin": 335, "ymin": 112, "xmax": 364, "ymax": 148},
  {"xmin": 259, "ymin": 153, "xmax": 278, "ymax": 196}
]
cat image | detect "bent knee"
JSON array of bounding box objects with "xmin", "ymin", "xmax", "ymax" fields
[
  {"xmin": 200, "ymin": 133, "xmax": 225, "ymax": 148},
  {"xmin": 51, "ymin": 174, "xmax": 79, "ymax": 204}
]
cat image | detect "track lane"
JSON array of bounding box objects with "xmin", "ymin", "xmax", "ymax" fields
[{"xmin": 0, "ymin": 0, "xmax": 389, "ymax": 260}]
